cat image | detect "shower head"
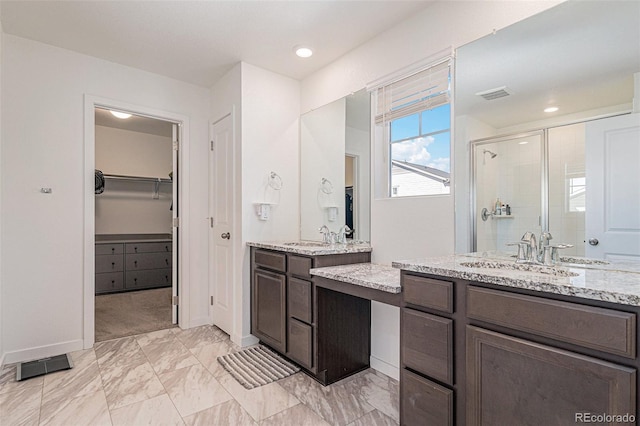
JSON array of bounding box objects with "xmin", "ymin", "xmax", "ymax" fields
[{"xmin": 483, "ymin": 149, "xmax": 497, "ymax": 159}]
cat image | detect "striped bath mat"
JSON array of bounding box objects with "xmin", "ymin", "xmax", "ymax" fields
[{"xmin": 217, "ymin": 346, "xmax": 300, "ymax": 389}]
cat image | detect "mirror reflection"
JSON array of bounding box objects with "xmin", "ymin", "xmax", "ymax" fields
[
  {"xmin": 455, "ymin": 0, "xmax": 640, "ymax": 258},
  {"xmin": 300, "ymin": 89, "xmax": 371, "ymax": 242}
]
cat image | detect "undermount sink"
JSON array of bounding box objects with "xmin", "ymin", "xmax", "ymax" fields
[
  {"xmin": 282, "ymin": 241, "xmax": 330, "ymax": 247},
  {"xmin": 509, "ymin": 254, "xmax": 609, "ymax": 265},
  {"xmin": 460, "ymin": 261, "xmax": 580, "ymax": 277}
]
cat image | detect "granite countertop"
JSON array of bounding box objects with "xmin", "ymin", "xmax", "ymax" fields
[
  {"xmin": 310, "ymin": 263, "xmax": 401, "ymax": 294},
  {"xmin": 246, "ymin": 240, "xmax": 372, "ymax": 256},
  {"xmin": 96, "ymin": 233, "xmax": 172, "ymax": 243},
  {"xmin": 392, "ymin": 252, "xmax": 640, "ymax": 306}
]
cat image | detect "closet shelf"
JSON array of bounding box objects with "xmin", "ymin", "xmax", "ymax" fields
[{"xmin": 104, "ymin": 173, "xmax": 172, "ymax": 184}]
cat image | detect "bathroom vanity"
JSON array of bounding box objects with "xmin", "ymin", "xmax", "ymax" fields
[
  {"xmin": 393, "ymin": 253, "xmax": 640, "ymax": 425},
  {"xmin": 247, "ymin": 241, "xmax": 373, "ymax": 385}
]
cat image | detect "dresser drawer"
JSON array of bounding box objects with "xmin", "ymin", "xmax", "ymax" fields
[
  {"xmin": 254, "ymin": 249, "xmax": 287, "ymax": 273},
  {"xmin": 125, "ymin": 268, "xmax": 172, "ymax": 289},
  {"xmin": 96, "ymin": 243, "xmax": 124, "ymax": 256},
  {"xmin": 402, "ymin": 309, "xmax": 453, "ymax": 385},
  {"xmin": 95, "ymin": 272, "xmax": 124, "ymax": 293},
  {"xmin": 403, "ymin": 274, "xmax": 453, "ymax": 313},
  {"xmin": 288, "ymin": 255, "xmax": 312, "ymax": 278},
  {"xmin": 401, "ymin": 369, "xmax": 453, "ymax": 426},
  {"xmin": 125, "ymin": 241, "xmax": 172, "ymax": 254},
  {"xmin": 126, "ymin": 252, "xmax": 172, "ymax": 271},
  {"xmin": 95, "ymin": 254, "xmax": 124, "ymax": 273},
  {"xmin": 467, "ymin": 286, "xmax": 636, "ymax": 358},
  {"xmin": 288, "ymin": 277, "xmax": 312, "ymax": 323}
]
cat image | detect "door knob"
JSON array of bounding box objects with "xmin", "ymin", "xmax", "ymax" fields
[
  {"xmin": 588, "ymin": 238, "xmax": 599, "ymax": 246},
  {"xmin": 221, "ymin": 232, "xmax": 231, "ymax": 239}
]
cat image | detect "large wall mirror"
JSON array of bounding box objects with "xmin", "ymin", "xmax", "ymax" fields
[
  {"xmin": 300, "ymin": 89, "xmax": 371, "ymax": 242},
  {"xmin": 455, "ymin": 0, "xmax": 640, "ymax": 259}
]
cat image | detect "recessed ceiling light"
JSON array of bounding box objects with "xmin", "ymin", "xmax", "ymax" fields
[
  {"xmin": 544, "ymin": 106, "xmax": 559, "ymax": 113},
  {"xmin": 110, "ymin": 110, "xmax": 132, "ymax": 119},
  {"xmin": 519, "ymin": 141, "xmax": 529, "ymax": 145},
  {"xmin": 294, "ymin": 46, "xmax": 313, "ymax": 58}
]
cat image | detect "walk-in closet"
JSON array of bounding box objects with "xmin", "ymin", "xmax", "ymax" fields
[{"xmin": 94, "ymin": 107, "xmax": 177, "ymax": 342}]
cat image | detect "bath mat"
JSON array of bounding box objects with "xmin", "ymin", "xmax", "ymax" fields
[{"xmin": 217, "ymin": 346, "xmax": 300, "ymax": 389}]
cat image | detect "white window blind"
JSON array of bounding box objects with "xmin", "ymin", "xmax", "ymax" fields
[{"xmin": 374, "ymin": 58, "xmax": 451, "ymax": 125}]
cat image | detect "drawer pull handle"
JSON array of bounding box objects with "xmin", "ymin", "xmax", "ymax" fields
[
  {"xmin": 134, "ymin": 278, "xmax": 137, "ymax": 285},
  {"xmin": 165, "ymin": 275, "xmax": 169, "ymax": 282},
  {"xmin": 165, "ymin": 259, "xmax": 169, "ymax": 265},
  {"xmin": 111, "ymin": 262, "xmax": 115, "ymax": 268},
  {"xmin": 134, "ymin": 260, "xmax": 137, "ymax": 267},
  {"xmin": 165, "ymin": 246, "xmax": 169, "ymax": 251},
  {"xmin": 111, "ymin": 248, "xmax": 115, "ymax": 253},
  {"xmin": 134, "ymin": 247, "xmax": 138, "ymax": 252}
]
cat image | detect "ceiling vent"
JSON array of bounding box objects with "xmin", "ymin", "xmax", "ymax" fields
[{"xmin": 475, "ymin": 86, "xmax": 511, "ymax": 101}]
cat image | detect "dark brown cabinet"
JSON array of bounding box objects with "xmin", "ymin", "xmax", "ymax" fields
[
  {"xmin": 250, "ymin": 246, "xmax": 370, "ymax": 385},
  {"xmin": 400, "ymin": 271, "xmax": 639, "ymax": 426},
  {"xmin": 95, "ymin": 235, "xmax": 172, "ymax": 294},
  {"xmin": 466, "ymin": 326, "xmax": 635, "ymax": 425}
]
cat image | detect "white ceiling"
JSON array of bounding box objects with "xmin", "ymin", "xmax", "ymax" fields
[
  {"xmin": 0, "ymin": 0, "xmax": 433, "ymax": 88},
  {"xmin": 95, "ymin": 107, "xmax": 174, "ymax": 137},
  {"xmin": 455, "ymin": 0, "xmax": 640, "ymax": 129}
]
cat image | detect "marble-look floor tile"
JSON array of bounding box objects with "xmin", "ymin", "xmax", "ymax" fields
[
  {"xmin": 40, "ymin": 389, "xmax": 111, "ymax": 426},
  {"xmin": 172, "ymin": 325, "xmax": 228, "ymax": 350},
  {"xmin": 0, "ymin": 385, "xmax": 42, "ymax": 426},
  {"xmin": 136, "ymin": 329, "xmax": 199, "ymax": 375},
  {"xmin": 190, "ymin": 340, "xmax": 234, "ymax": 378},
  {"xmin": 41, "ymin": 349, "xmax": 103, "ymax": 416},
  {"xmin": 94, "ymin": 336, "xmax": 148, "ymax": 371},
  {"xmin": 159, "ymin": 363, "xmax": 232, "ymax": 417},
  {"xmin": 260, "ymin": 403, "xmax": 331, "ymax": 426},
  {"xmin": 110, "ymin": 393, "xmax": 184, "ymax": 426},
  {"xmin": 183, "ymin": 399, "xmax": 256, "ymax": 426},
  {"xmin": 0, "ymin": 363, "xmax": 44, "ymax": 395},
  {"xmin": 347, "ymin": 409, "xmax": 398, "ymax": 426},
  {"xmin": 279, "ymin": 373, "xmax": 374, "ymax": 426},
  {"xmin": 216, "ymin": 369, "xmax": 300, "ymax": 422},
  {"xmin": 342, "ymin": 371, "xmax": 399, "ymax": 422}
]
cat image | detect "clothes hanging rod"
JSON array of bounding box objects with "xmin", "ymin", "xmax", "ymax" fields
[{"xmin": 103, "ymin": 173, "xmax": 172, "ymax": 183}]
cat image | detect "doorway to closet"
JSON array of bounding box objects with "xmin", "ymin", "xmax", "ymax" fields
[{"xmin": 93, "ymin": 107, "xmax": 179, "ymax": 342}]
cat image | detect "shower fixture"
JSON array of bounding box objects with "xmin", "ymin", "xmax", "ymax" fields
[{"xmin": 482, "ymin": 149, "xmax": 498, "ymax": 165}]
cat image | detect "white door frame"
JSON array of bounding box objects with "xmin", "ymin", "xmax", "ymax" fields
[{"xmin": 83, "ymin": 95, "xmax": 190, "ymax": 348}]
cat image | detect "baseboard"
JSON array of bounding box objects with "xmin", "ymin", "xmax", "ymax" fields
[
  {"xmin": 231, "ymin": 333, "xmax": 259, "ymax": 348},
  {"xmin": 370, "ymin": 355, "xmax": 400, "ymax": 381},
  {"xmin": 3, "ymin": 339, "xmax": 84, "ymax": 365},
  {"xmin": 0, "ymin": 352, "xmax": 5, "ymax": 370}
]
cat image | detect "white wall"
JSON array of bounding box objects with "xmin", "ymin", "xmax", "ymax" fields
[
  {"xmin": 210, "ymin": 62, "xmax": 300, "ymax": 347},
  {"xmin": 300, "ymin": 0, "xmax": 561, "ymax": 379},
  {"xmin": 95, "ymin": 125, "xmax": 173, "ymax": 235},
  {"xmin": 1, "ymin": 35, "xmax": 211, "ymax": 363},
  {"xmin": 0, "ymin": 12, "xmax": 4, "ymax": 367}
]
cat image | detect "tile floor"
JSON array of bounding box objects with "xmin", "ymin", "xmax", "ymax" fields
[{"xmin": 0, "ymin": 325, "xmax": 399, "ymax": 425}]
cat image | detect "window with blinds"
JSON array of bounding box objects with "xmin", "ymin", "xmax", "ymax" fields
[{"xmin": 373, "ymin": 57, "xmax": 452, "ymax": 197}]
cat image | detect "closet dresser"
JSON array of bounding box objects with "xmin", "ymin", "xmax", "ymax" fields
[{"xmin": 95, "ymin": 234, "xmax": 172, "ymax": 294}]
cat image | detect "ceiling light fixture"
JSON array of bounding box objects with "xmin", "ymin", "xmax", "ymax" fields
[
  {"xmin": 544, "ymin": 106, "xmax": 559, "ymax": 113},
  {"xmin": 519, "ymin": 141, "xmax": 529, "ymax": 145},
  {"xmin": 294, "ymin": 46, "xmax": 313, "ymax": 58},
  {"xmin": 110, "ymin": 110, "xmax": 132, "ymax": 119}
]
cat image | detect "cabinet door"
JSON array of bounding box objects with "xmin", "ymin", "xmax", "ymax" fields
[
  {"xmin": 466, "ymin": 326, "xmax": 636, "ymax": 426},
  {"xmin": 252, "ymin": 269, "xmax": 286, "ymax": 353},
  {"xmin": 401, "ymin": 369, "xmax": 453, "ymax": 426}
]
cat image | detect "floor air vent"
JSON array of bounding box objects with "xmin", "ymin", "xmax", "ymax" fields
[{"xmin": 16, "ymin": 354, "xmax": 74, "ymax": 381}]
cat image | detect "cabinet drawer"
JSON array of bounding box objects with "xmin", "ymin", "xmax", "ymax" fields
[
  {"xmin": 125, "ymin": 268, "xmax": 172, "ymax": 289},
  {"xmin": 96, "ymin": 243, "xmax": 124, "ymax": 256},
  {"xmin": 288, "ymin": 318, "xmax": 313, "ymax": 369},
  {"xmin": 402, "ymin": 309, "xmax": 453, "ymax": 385},
  {"xmin": 126, "ymin": 252, "xmax": 172, "ymax": 271},
  {"xmin": 288, "ymin": 277, "xmax": 312, "ymax": 323},
  {"xmin": 289, "ymin": 255, "xmax": 312, "ymax": 278},
  {"xmin": 467, "ymin": 286, "xmax": 636, "ymax": 358},
  {"xmin": 254, "ymin": 249, "xmax": 286, "ymax": 273},
  {"xmin": 403, "ymin": 274, "xmax": 453, "ymax": 313},
  {"xmin": 401, "ymin": 369, "xmax": 453, "ymax": 426},
  {"xmin": 95, "ymin": 254, "xmax": 124, "ymax": 273},
  {"xmin": 125, "ymin": 241, "xmax": 172, "ymax": 254},
  {"xmin": 95, "ymin": 272, "xmax": 124, "ymax": 293}
]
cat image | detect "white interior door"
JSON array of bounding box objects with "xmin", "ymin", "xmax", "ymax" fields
[
  {"xmin": 585, "ymin": 113, "xmax": 640, "ymax": 260},
  {"xmin": 172, "ymin": 123, "xmax": 179, "ymax": 324},
  {"xmin": 209, "ymin": 114, "xmax": 234, "ymax": 334}
]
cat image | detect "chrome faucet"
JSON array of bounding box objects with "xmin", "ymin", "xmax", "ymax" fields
[
  {"xmin": 318, "ymin": 225, "xmax": 331, "ymax": 243},
  {"xmin": 521, "ymin": 231, "xmax": 538, "ymax": 263},
  {"xmin": 517, "ymin": 231, "xmax": 555, "ymax": 265},
  {"xmin": 538, "ymin": 231, "xmax": 553, "ymax": 265},
  {"xmin": 337, "ymin": 225, "xmax": 351, "ymax": 244}
]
